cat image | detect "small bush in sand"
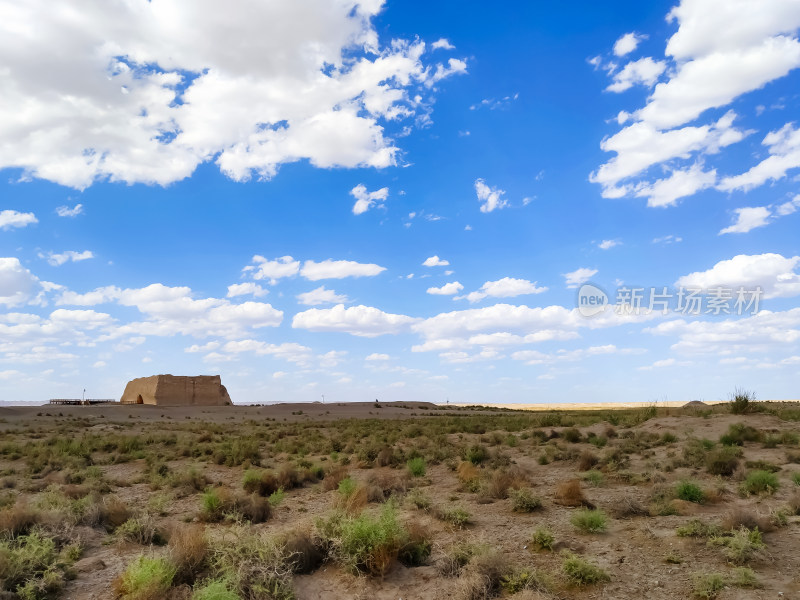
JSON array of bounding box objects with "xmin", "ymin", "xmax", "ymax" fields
[
  {"xmin": 676, "ymin": 481, "xmax": 705, "ymax": 504},
  {"xmin": 322, "ymin": 466, "xmax": 349, "ymax": 492},
  {"xmin": 554, "ymin": 479, "xmax": 593, "ymax": 508},
  {"xmin": 692, "ymin": 572, "xmax": 725, "ymax": 599},
  {"xmin": 510, "ymin": 488, "xmax": 542, "ymax": 513},
  {"xmin": 407, "ymin": 457, "xmax": 426, "ymax": 477},
  {"xmin": 316, "ymin": 504, "xmax": 409, "ymax": 577},
  {"xmin": 455, "ymin": 551, "xmax": 508, "ymax": 600},
  {"xmin": 708, "ymin": 527, "xmax": 765, "ymax": 564},
  {"xmin": 282, "ymin": 530, "xmax": 324, "ymax": 574},
  {"xmin": 705, "ymin": 446, "xmax": 741, "ymax": 476},
  {"xmin": 0, "ymin": 504, "xmax": 39, "ymax": 538},
  {"xmin": 192, "ymin": 578, "xmax": 241, "ymax": 600},
  {"xmin": 168, "ymin": 524, "xmax": 208, "ymax": 585},
  {"xmin": 570, "ymin": 508, "xmax": 608, "ymax": 534},
  {"xmin": 113, "ymin": 555, "xmax": 176, "ymax": 600},
  {"xmin": 530, "ymin": 527, "xmax": 555, "ymax": 551},
  {"xmin": 577, "ymin": 450, "xmax": 599, "ymax": 471},
  {"xmin": 334, "ymin": 477, "xmax": 368, "ymax": 514},
  {"xmin": 721, "ymin": 506, "xmax": 773, "ymax": 532},
  {"xmin": 741, "ymin": 470, "xmax": 779, "ymax": 495},
  {"xmin": 561, "ymin": 552, "xmax": 610, "ymax": 585},
  {"xmin": 435, "ymin": 505, "xmax": 472, "ymax": 529}
]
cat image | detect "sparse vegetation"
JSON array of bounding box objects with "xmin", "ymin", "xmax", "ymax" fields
[
  {"xmin": 561, "ymin": 551, "xmax": 610, "ymax": 585},
  {"xmin": 741, "ymin": 470, "xmax": 779, "ymax": 495},
  {"xmin": 570, "ymin": 508, "xmax": 608, "ymax": 533},
  {"xmin": 2, "ymin": 395, "xmax": 799, "ymax": 598}
]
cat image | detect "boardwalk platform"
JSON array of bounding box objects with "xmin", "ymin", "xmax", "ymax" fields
[{"xmin": 48, "ymin": 399, "xmax": 117, "ymax": 405}]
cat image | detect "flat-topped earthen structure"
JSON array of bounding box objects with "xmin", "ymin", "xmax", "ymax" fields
[{"xmin": 120, "ymin": 375, "xmax": 232, "ymax": 406}]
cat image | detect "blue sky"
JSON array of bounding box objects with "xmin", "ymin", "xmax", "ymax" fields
[{"xmin": 1, "ymin": 0, "xmax": 799, "ymax": 404}]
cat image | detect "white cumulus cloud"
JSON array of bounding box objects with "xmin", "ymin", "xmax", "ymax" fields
[
  {"xmin": 55, "ymin": 204, "xmax": 83, "ymax": 217},
  {"xmin": 475, "ymin": 178, "xmax": 508, "ymax": 213},
  {"xmin": 460, "ymin": 277, "xmax": 548, "ymax": 303},
  {"xmin": 300, "ymin": 259, "xmax": 386, "ymax": 281},
  {"xmin": 427, "ymin": 281, "xmax": 464, "ymax": 295},
  {"xmin": 292, "ymin": 304, "xmax": 419, "ymax": 337},
  {"xmin": 563, "ymin": 268, "xmax": 598, "ymax": 288},
  {"xmin": 422, "ymin": 255, "xmax": 449, "ymax": 267},
  {"xmin": 43, "ymin": 250, "xmax": 94, "ymax": 267},
  {"xmin": 613, "ymin": 32, "xmax": 646, "ymax": 57},
  {"xmin": 226, "ymin": 282, "xmax": 268, "ymax": 298},
  {"xmin": 676, "ymin": 253, "xmax": 800, "ymax": 298},
  {"xmin": 350, "ymin": 183, "xmax": 389, "ymax": 215},
  {"xmin": 296, "ymin": 285, "xmax": 349, "ymax": 306},
  {"xmin": 606, "ymin": 57, "xmax": 666, "ymax": 92},
  {"xmin": 0, "ymin": 210, "xmax": 37, "ymax": 231},
  {"xmin": 719, "ymin": 206, "xmax": 772, "ymax": 234},
  {"xmin": 0, "ymin": 1, "xmax": 466, "ymax": 189}
]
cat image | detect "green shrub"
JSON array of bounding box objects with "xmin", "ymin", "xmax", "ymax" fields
[
  {"xmin": 0, "ymin": 530, "xmax": 61, "ymax": 594},
  {"xmin": 705, "ymin": 446, "xmax": 741, "ymax": 476},
  {"xmin": 501, "ymin": 567, "xmax": 552, "ymax": 594},
  {"xmin": 561, "ymin": 552, "xmax": 610, "ymax": 585},
  {"xmin": 729, "ymin": 388, "xmax": 755, "ymax": 415},
  {"xmin": 465, "ymin": 445, "xmax": 488, "ymax": 465},
  {"xmin": 741, "ymin": 470, "xmax": 779, "ymax": 495},
  {"xmin": 676, "ymin": 519, "xmax": 722, "ymax": 538},
  {"xmin": 708, "ymin": 527, "xmax": 765, "ymax": 564},
  {"xmin": 114, "ymin": 555, "xmax": 176, "ymax": 600},
  {"xmin": 730, "ymin": 567, "xmax": 761, "ymax": 588},
  {"xmin": 692, "ymin": 572, "xmax": 725, "ymax": 599},
  {"xmin": 570, "ymin": 509, "xmax": 608, "ymax": 534},
  {"xmin": 397, "ymin": 524, "xmax": 431, "ymax": 567},
  {"xmin": 510, "ymin": 488, "xmax": 542, "ymax": 513},
  {"xmin": 792, "ymin": 472, "xmax": 800, "ymax": 486},
  {"xmin": 436, "ymin": 506, "xmax": 472, "ymax": 529},
  {"xmin": 582, "ymin": 470, "xmax": 605, "ymax": 487},
  {"xmin": 406, "ymin": 489, "xmax": 431, "ymax": 511},
  {"xmin": 116, "ymin": 516, "xmax": 166, "ymax": 546},
  {"xmin": 207, "ymin": 526, "xmax": 293, "ymax": 599},
  {"xmin": 676, "ymin": 481, "xmax": 705, "ymax": 503},
  {"xmin": 720, "ymin": 423, "xmax": 762, "ymax": 446},
  {"xmin": 192, "ymin": 578, "xmax": 241, "ymax": 600},
  {"xmin": 268, "ymin": 489, "xmax": 285, "ymax": 508},
  {"xmin": 320, "ymin": 504, "xmax": 408, "ymax": 576},
  {"xmin": 561, "ymin": 428, "xmax": 582, "ymax": 443},
  {"xmin": 406, "ymin": 457, "xmax": 426, "ymax": 478},
  {"xmin": 530, "ymin": 528, "xmax": 554, "ymax": 551},
  {"xmin": 660, "ymin": 432, "xmax": 678, "ymax": 444},
  {"xmin": 200, "ymin": 489, "xmax": 225, "ymax": 521}
]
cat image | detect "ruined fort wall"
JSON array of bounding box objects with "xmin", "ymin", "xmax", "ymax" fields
[
  {"xmin": 120, "ymin": 375, "xmax": 232, "ymax": 406},
  {"xmin": 120, "ymin": 375, "xmax": 160, "ymax": 405}
]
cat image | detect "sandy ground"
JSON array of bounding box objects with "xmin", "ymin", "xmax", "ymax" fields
[{"xmin": 1, "ymin": 405, "xmax": 799, "ymax": 599}]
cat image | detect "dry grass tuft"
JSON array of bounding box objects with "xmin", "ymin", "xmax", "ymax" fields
[
  {"xmin": 577, "ymin": 450, "xmax": 599, "ymax": 472},
  {"xmin": 168, "ymin": 524, "xmax": 208, "ymax": 584},
  {"xmin": 283, "ymin": 530, "xmax": 324, "ymax": 574},
  {"xmin": 722, "ymin": 507, "xmax": 773, "ymax": 532},
  {"xmin": 484, "ymin": 467, "xmax": 528, "ymax": 500},
  {"xmin": 610, "ymin": 497, "xmax": 648, "ymax": 519},
  {"xmin": 322, "ymin": 466, "xmax": 349, "ymax": 492},
  {"xmin": 0, "ymin": 503, "xmax": 39, "ymax": 538},
  {"xmin": 554, "ymin": 479, "xmax": 594, "ymax": 508},
  {"xmin": 456, "ymin": 552, "xmax": 508, "ymax": 600},
  {"xmin": 457, "ymin": 461, "xmax": 480, "ymax": 484},
  {"xmin": 99, "ymin": 496, "xmax": 132, "ymax": 531}
]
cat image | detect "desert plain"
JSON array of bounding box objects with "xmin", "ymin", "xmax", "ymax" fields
[{"xmin": 1, "ymin": 396, "xmax": 800, "ymax": 600}]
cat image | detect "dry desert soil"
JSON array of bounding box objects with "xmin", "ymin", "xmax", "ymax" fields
[{"xmin": 1, "ymin": 400, "xmax": 799, "ymax": 600}]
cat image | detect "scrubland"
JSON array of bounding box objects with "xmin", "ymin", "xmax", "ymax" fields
[{"xmin": 1, "ymin": 394, "xmax": 799, "ymax": 599}]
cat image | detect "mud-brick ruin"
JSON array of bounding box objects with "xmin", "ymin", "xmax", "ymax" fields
[{"xmin": 120, "ymin": 375, "xmax": 232, "ymax": 406}]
